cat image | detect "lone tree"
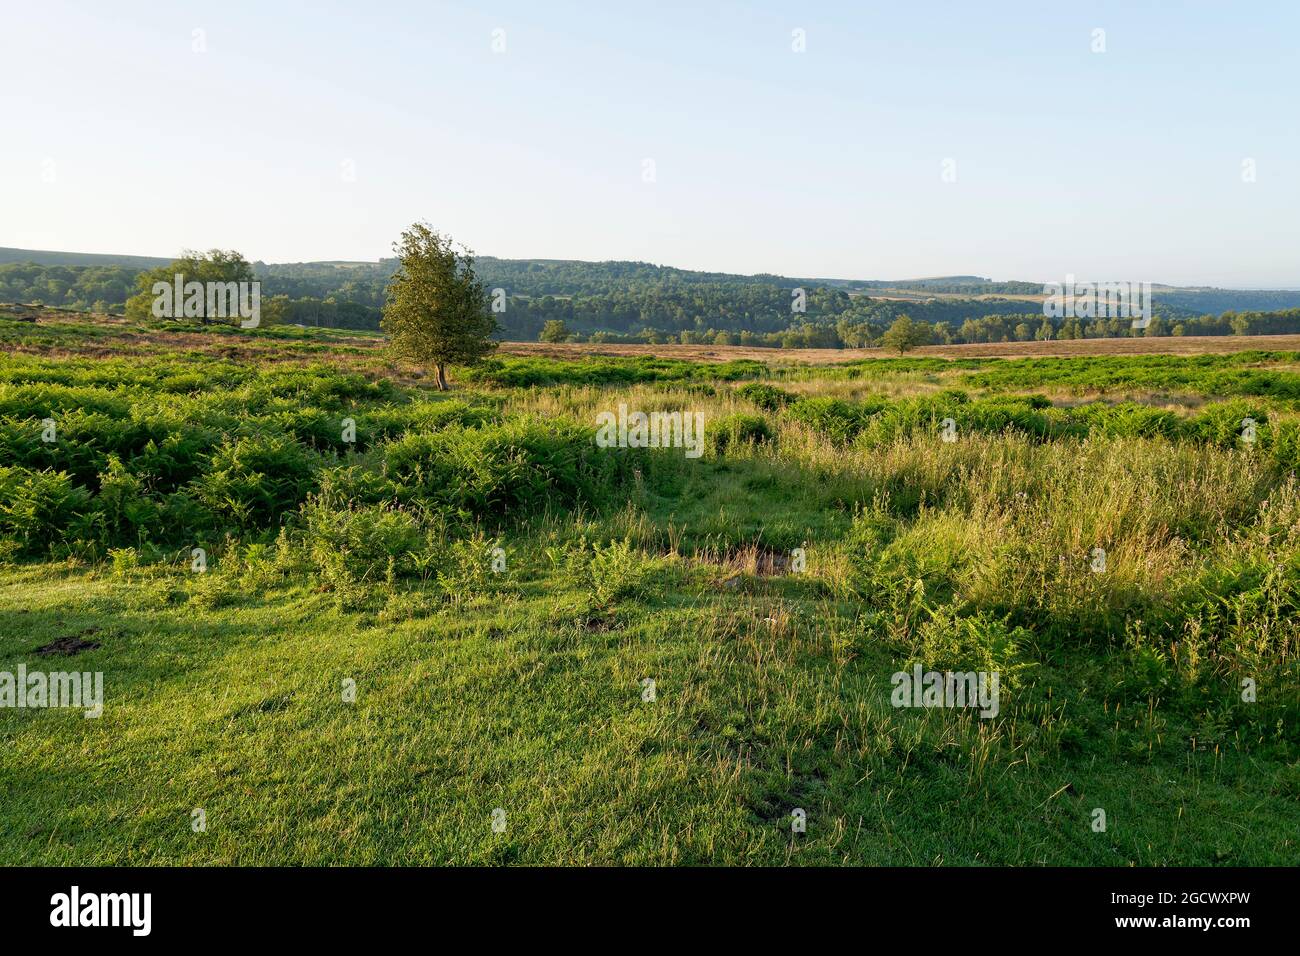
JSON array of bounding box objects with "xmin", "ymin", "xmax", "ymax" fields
[
  {"xmin": 381, "ymin": 223, "xmax": 498, "ymax": 390},
  {"xmin": 539, "ymin": 319, "xmax": 571, "ymax": 343},
  {"xmin": 880, "ymin": 314, "xmax": 930, "ymax": 355}
]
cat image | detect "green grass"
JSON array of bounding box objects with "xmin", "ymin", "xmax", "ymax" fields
[
  {"xmin": 962, "ymin": 352, "xmax": 1300, "ymax": 403},
  {"xmin": 2, "ymin": 535, "xmax": 1293, "ymax": 865},
  {"xmin": 460, "ymin": 355, "xmax": 770, "ymax": 387},
  {"xmin": 0, "ymin": 318, "xmax": 1296, "ymax": 865}
]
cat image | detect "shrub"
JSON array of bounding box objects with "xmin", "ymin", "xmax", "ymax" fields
[
  {"xmin": 910, "ymin": 608, "xmax": 1038, "ymax": 692},
  {"xmin": 552, "ymin": 537, "xmax": 649, "ymax": 608},
  {"xmin": 191, "ymin": 433, "xmax": 320, "ymax": 529},
  {"xmin": 89, "ymin": 454, "xmax": 160, "ymax": 544},
  {"xmin": 786, "ymin": 397, "xmax": 878, "ymax": 443},
  {"xmin": 1185, "ymin": 400, "xmax": 1269, "ymax": 449},
  {"xmin": 383, "ymin": 417, "xmax": 628, "ymax": 520},
  {"xmin": 460, "ymin": 356, "xmax": 768, "ymax": 388},
  {"xmin": 0, "ymin": 466, "xmax": 90, "ymax": 554},
  {"xmin": 706, "ymin": 413, "xmax": 772, "ymax": 454},
  {"xmin": 302, "ymin": 499, "xmax": 427, "ymax": 586},
  {"xmin": 736, "ymin": 382, "xmax": 794, "ymax": 411},
  {"xmin": 435, "ymin": 534, "xmax": 508, "ymax": 605}
]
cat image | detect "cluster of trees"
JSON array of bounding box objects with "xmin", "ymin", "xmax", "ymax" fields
[
  {"xmin": 0, "ymin": 258, "xmax": 386, "ymax": 328},
  {"xmin": 123, "ymin": 251, "xmax": 258, "ymax": 322},
  {"xmin": 260, "ymin": 296, "xmax": 382, "ymax": 329},
  {"xmin": 850, "ymin": 276, "xmax": 1046, "ymax": 295},
  {"xmin": 942, "ymin": 309, "xmax": 1300, "ymax": 342},
  {"xmin": 254, "ymin": 262, "xmax": 388, "ymax": 308},
  {"xmin": 472, "ymin": 257, "xmax": 777, "ymax": 297},
  {"xmin": 534, "ymin": 309, "xmax": 1300, "ymax": 349},
  {"xmin": 542, "ymin": 313, "xmax": 936, "ymax": 354},
  {"xmin": 0, "ymin": 263, "xmax": 136, "ymax": 313},
  {"xmin": 1158, "ymin": 289, "xmax": 1300, "ymax": 314},
  {"xmin": 494, "ymin": 282, "xmax": 859, "ymax": 340}
]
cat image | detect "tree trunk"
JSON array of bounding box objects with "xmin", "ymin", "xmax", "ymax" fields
[{"xmin": 435, "ymin": 363, "xmax": 448, "ymax": 391}]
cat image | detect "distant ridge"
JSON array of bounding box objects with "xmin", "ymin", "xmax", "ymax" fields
[
  {"xmin": 4, "ymin": 247, "xmax": 1300, "ymax": 316},
  {"xmin": 0, "ymin": 247, "xmax": 174, "ymax": 269}
]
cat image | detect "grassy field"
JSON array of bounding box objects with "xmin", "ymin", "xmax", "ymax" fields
[{"xmin": 1, "ymin": 312, "xmax": 1296, "ymax": 865}]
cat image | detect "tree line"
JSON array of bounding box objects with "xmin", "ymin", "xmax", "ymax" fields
[{"xmin": 5, "ymin": 257, "xmax": 1300, "ymax": 347}]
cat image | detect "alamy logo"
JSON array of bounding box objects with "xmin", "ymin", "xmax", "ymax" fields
[
  {"xmin": 891, "ymin": 665, "xmax": 999, "ymax": 718},
  {"xmin": 152, "ymin": 274, "xmax": 261, "ymax": 328},
  {"xmin": 1042, "ymin": 276, "xmax": 1152, "ymax": 329},
  {"xmin": 0, "ymin": 666, "xmax": 102, "ymax": 718},
  {"xmin": 595, "ymin": 403, "xmax": 705, "ymax": 458},
  {"xmin": 50, "ymin": 886, "xmax": 151, "ymax": 936}
]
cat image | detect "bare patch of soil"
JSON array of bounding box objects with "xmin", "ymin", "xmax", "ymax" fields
[{"xmin": 35, "ymin": 627, "xmax": 103, "ymax": 656}]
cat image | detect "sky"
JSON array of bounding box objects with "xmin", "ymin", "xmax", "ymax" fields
[{"xmin": 2, "ymin": 0, "xmax": 1297, "ymax": 286}]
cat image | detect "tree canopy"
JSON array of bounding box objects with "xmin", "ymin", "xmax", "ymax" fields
[
  {"xmin": 124, "ymin": 250, "xmax": 257, "ymax": 325},
  {"xmin": 880, "ymin": 315, "xmax": 931, "ymax": 354},
  {"xmin": 539, "ymin": 319, "xmax": 571, "ymax": 343},
  {"xmin": 380, "ymin": 224, "xmax": 498, "ymax": 390}
]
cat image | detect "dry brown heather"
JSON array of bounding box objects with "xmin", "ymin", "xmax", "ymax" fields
[
  {"xmin": 3, "ymin": 309, "xmax": 386, "ymax": 362},
  {"xmin": 9, "ymin": 306, "xmax": 1300, "ymax": 366},
  {"xmin": 500, "ymin": 334, "xmax": 1300, "ymax": 364}
]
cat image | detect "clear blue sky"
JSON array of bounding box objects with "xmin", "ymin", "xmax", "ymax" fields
[{"xmin": 2, "ymin": 1, "xmax": 1297, "ymax": 286}]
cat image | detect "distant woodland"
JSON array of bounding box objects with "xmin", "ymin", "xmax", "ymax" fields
[{"xmin": 4, "ymin": 251, "xmax": 1300, "ymax": 347}]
